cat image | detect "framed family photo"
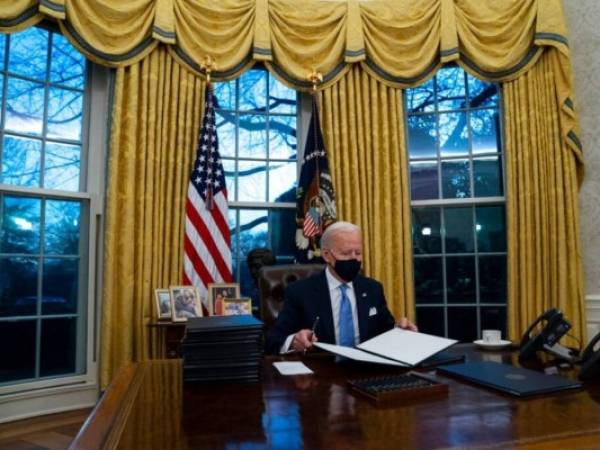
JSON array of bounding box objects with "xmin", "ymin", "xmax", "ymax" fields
[
  {"xmin": 154, "ymin": 289, "xmax": 172, "ymax": 320},
  {"xmin": 169, "ymin": 285, "xmax": 203, "ymax": 322},
  {"xmin": 222, "ymin": 298, "xmax": 252, "ymax": 316},
  {"xmin": 208, "ymin": 283, "xmax": 240, "ymax": 316}
]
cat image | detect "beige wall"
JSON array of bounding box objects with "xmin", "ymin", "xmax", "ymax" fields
[{"xmin": 563, "ymin": 0, "xmax": 600, "ymax": 335}]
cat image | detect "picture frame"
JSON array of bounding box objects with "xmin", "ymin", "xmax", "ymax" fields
[
  {"xmin": 222, "ymin": 298, "xmax": 252, "ymax": 316},
  {"xmin": 207, "ymin": 283, "xmax": 240, "ymax": 316},
  {"xmin": 169, "ymin": 285, "xmax": 204, "ymax": 322},
  {"xmin": 154, "ymin": 289, "xmax": 172, "ymax": 320}
]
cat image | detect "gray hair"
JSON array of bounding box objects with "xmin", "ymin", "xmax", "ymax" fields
[{"xmin": 321, "ymin": 221, "xmax": 361, "ymax": 250}]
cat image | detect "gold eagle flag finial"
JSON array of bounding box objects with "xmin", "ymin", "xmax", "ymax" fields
[
  {"xmin": 308, "ymin": 69, "xmax": 323, "ymax": 92},
  {"xmin": 201, "ymin": 55, "xmax": 217, "ymax": 84}
]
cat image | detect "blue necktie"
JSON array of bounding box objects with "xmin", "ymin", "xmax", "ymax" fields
[{"xmin": 339, "ymin": 284, "xmax": 355, "ymax": 347}]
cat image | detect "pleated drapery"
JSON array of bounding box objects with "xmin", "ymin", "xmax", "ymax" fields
[
  {"xmin": 0, "ymin": 0, "xmax": 587, "ymax": 386},
  {"xmin": 503, "ymin": 49, "xmax": 586, "ymax": 345},
  {"xmin": 318, "ymin": 66, "xmax": 415, "ymax": 323},
  {"xmin": 101, "ymin": 47, "xmax": 205, "ymax": 386}
]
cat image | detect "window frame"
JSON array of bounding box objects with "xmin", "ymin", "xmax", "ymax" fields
[
  {"xmin": 405, "ymin": 66, "xmax": 508, "ymax": 340},
  {"xmin": 0, "ymin": 23, "xmax": 108, "ymax": 395}
]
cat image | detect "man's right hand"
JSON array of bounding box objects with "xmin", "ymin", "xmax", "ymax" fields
[{"xmin": 291, "ymin": 329, "xmax": 318, "ymax": 352}]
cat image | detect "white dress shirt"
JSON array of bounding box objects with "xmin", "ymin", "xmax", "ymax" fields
[{"xmin": 281, "ymin": 266, "xmax": 361, "ymax": 353}]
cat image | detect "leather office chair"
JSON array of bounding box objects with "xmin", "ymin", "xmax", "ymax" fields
[{"xmin": 258, "ymin": 264, "xmax": 325, "ymax": 330}]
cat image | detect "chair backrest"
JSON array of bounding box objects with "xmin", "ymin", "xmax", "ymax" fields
[{"xmin": 258, "ymin": 264, "xmax": 325, "ymax": 330}]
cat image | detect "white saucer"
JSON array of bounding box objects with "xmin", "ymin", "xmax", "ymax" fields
[{"xmin": 473, "ymin": 339, "xmax": 512, "ymax": 350}]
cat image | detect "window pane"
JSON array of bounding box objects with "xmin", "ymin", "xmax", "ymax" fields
[
  {"xmin": 43, "ymin": 142, "xmax": 81, "ymax": 191},
  {"xmin": 269, "ymin": 161, "xmax": 296, "ymax": 202},
  {"xmin": 47, "ymin": 87, "xmax": 84, "ymax": 141},
  {"xmin": 228, "ymin": 209, "xmax": 238, "ymax": 257},
  {"xmin": 269, "ymin": 208, "xmax": 296, "ymax": 258},
  {"xmin": 439, "ymin": 112, "xmax": 468, "ymax": 156},
  {"xmin": 407, "ymin": 115, "xmax": 437, "ymax": 159},
  {"xmin": 222, "ymin": 159, "xmax": 236, "ymax": 200},
  {"xmin": 444, "ymin": 207, "xmax": 474, "ymax": 253},
  {"xmin": 446, "ymin": 256, "xmax": 475, "ymax": 303},
  {"xmin": 437, "ymin": 67, "xmax": 466, "ymax": 111},
  {"xmin": 406, "ymin": 78, "xmax": 434, "ymax": 113},
  {"xmin": 416, "ymin": 306, "xmax": 444, "ymax": 336},
  {"xmin": 0, "ymin": 34, "xmax": 5, "ymax": 70},
  {"xmin": 441, "ymin": 159, "xmax": 470, "ymax": 198},
  {"xmin": 214, "ymin": 79, "xmax": 236, "ymax": 110},
  {"xmin": 479, "ymin": 255, "xmax": 506, "ymax": 303},
  {"xmin": 238, "ymin": 209, "xmax": 268, "ymax": 258},
  {"xmin": 1, "ymin": 135, "xmax": 42, "ymax": 187},
  {"xmin": 481, "ymin": 306, "xmax": 507, "ymax": 337},
  {"xmin": 447, "ymin": 307, "xmax": 477, "ymax": 342},
  {"xmin": 413, "ymin": 257, "xmax": 443, "ymax": 304},
  {"xmin": 412, "ymin": 208, "xmax": 441, "ymax": 254},
  {"xmin": 268, "ymin": 76, "xmax": 296, "ymax": 114},
  {"xmin": 468, "ymin": 74, "xmax": 498, "ymax": 107},
  {"xmin": 0, "ymin": 257, "xmax": 38, "ymax": 317},
  {"xmin": 269, "ymin": 115, "xmax": 296, "ymax": 159},
  {"xmin": 0, "ymin": 320, "xmax": 36, "ymax": 383},
  {"xmin": 44, "ymin": 200, "xmax": 81, "ymax": 255},
  {"xmin": 238, "ymin": 115, "xmax": 267, "ymax": 158},
  {"xmin": 239, "ymin": 70, "xmax": 267, "ymax": 111},
  {"xmin": 42, "ymin": 258, "xmax": 78, "ymax": 315},
  {"xmin": 50, "ymin": 33, "xmax": 85, "ymax": 89},
  {"xmin": 410, "ymin": 161, "xmax": 438, "ymax": 200},
  {"xmin": 1, "ymin": 196, "xmax": 41, "ymax": 254},
  {"xmin": 5, "ymin": 78, "xmax": 44, "ymax": 135},
  {"xmin": 8, "ymin": 27, "xmax": 48, "ymax": 80},
  {"xmin": 216, "ymin": 112, "xmax": 236, "ymax": 157},
  {"xmin": 471, "ymin": 109, "xmax": 500, "ymax": 154},
  {"xmin": 40, "ymin": 318, "xmax": 77, "ymax": 377},
  {"xmin": 476, "ymin": 206, "xmax": 506, "ymax": 252},
  {"xmin": 474, "ymin": 156, "xmax": 503, "ymax": 197},
  {"xmin": 238, "ymin": 160, "xmax": 266, "ymax": 202}
]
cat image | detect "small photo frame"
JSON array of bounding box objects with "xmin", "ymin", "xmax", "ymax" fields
[
  {"xmin": 208, "ymin": 283, "xmax": 240, "ymax": 316},
  {"xmin": 169, "ymin": 285, "xmax": 204, "ymax": 322},
  {"xmin": 154, "ymin": 289, "xmax": 172, "ymax": 320},
  {"xmin": 222, "ymin": 298, "xmax": 252, "ymax": 316}
]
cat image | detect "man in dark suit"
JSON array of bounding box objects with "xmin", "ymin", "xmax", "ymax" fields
[{"xmin": 266, "ymin": 221, "xmax": 417, "ymax": 354}]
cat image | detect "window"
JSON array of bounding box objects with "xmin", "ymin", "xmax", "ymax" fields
[
  {"xmin": 214, "ymin": 69, "xmax": 298, "ymax": 302},
  {"xmin": 0, "ymin": 26, "xmax": 96, "ymax": 387},
  {"xmin": 405, "ymin": 66, "xmax": 506, "ymax": 342}
]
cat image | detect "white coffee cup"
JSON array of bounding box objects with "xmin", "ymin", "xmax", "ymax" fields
[{"xmin": 482, "ymin": 329, "xmax": 502, "ymax": 344}]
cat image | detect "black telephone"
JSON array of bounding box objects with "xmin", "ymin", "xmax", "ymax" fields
[
  {"xmin": 519, "ymin": 308, "xmax": 572, "ymax": 360},
  {"xmin": 579, "ymin": 331, "xmax": 600, "ymax": 381}
]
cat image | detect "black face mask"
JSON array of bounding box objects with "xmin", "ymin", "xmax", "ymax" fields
[{"xmin": 333, "ymin": 258, "xmax": 361, "ymax": 282}]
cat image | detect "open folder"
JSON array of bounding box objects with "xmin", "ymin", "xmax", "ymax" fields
[{"xmin": 314, "ymin": 328, "xmax": 457, "ymax": 367}]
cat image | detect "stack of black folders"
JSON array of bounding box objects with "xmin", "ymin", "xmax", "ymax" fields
[{"xmin": 181, "ymin": 315, "xmax": 264, "ymax": 384}]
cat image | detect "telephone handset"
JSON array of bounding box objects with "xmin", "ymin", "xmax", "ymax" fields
[
  {"xmin": 579, "ymin": 331, "xmax": 600, "ymax": 381},
  {"xmin": 519, "ymin": 308, "xmax": 572, "ymax": 360}
]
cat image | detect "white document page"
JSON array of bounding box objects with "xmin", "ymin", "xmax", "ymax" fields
[
  {"xmin": 273, "ymin": 361, "xmax": 314, "ymax": 375},
  {"xmin": 314, "ymin": 342, "xmax": 408, "ymax": 367},
  {"xmin": 357, "ymin": 328, "xmax": 457, "ymax": 366}
]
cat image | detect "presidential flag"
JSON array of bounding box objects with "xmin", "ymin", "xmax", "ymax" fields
[
  {"xmin": 295, "ymin": 97, "xmax": 337, "ymax": 262},
  {"xmin": 183, "ymin": 85, "xmax": 232, "ymax": 310}
]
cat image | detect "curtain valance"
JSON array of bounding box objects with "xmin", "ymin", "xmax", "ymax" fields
[{"xmin": 0, "ymin": 0, "xmax": 570, "ymax": 84}]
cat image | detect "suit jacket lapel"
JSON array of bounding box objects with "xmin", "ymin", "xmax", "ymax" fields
[
  {"xmin": 315, "ymin": 271, "xmax": 336, "ymax": 344},
  {"xmin": 353, "ymin": 275, "xmax": 369, "ymax": 342}
]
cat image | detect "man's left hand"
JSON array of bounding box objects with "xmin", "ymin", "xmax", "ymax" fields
[{"xmin": 396, "ymin": 317, "xmax": 418, "ymax": 332}]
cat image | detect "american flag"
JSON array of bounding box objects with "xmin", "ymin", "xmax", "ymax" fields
[{"xmin": 183, "ymin": 85, "xmax": 232, "ymax": 310}]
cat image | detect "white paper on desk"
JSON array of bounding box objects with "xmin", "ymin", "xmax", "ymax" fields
[
  {"xmin": 273, "ymin": 361, "xmax": 314, "ymax": 375},
  {"xmin": 314, "ymin": 342, "xmax": 408, "ymax": 367},
  {"xmin": 357, "ymin": 328, "xmax": 457, "ymax": 366}
]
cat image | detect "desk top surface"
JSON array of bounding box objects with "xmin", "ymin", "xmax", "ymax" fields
[{"xmin": 72, "ymin": 345, "xmax": 600, "ymax": 450}]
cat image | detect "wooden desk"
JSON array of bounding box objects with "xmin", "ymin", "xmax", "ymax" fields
[
  {"xmin": 71, "ymin": 345, "xmax": 600, "ymax": 450},
  {"xmin": 147, "ymin": 322, "xmax": 185, "ymax": 358}
]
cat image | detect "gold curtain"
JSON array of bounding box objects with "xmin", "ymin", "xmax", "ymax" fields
[
  {"xmin": 503, "ymin": 48, "xmax": 585, "ymax": 345},
  {"xmin": 100, "ymin": 47, "xmax": 205, "ymax": 387},
  {"xmin": 318, "ymin": 66, "xmax": 415, "ymax": 322}
]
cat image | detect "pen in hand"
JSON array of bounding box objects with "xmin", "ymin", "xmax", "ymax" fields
[{"xmin": 304, "ymin": 316, "xmax": 320, "ymax": 355}]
